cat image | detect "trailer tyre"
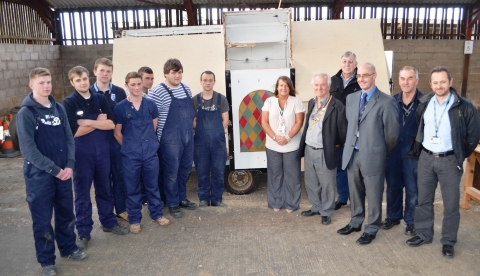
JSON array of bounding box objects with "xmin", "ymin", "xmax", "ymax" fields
[{"xmin": 224, "ymin": 169, "xmax": 256, "ymax": 195}]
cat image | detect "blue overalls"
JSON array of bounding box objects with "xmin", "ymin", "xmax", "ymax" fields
[
  {"xmin": 24, "ymin": 105, "xmax": 77, "ymax": 266},
  {"xmin": 91, "ymin": 83, "xmax": 127, "ymax": 215},
  {"xmin": 72, "ymin": 94, "xmax": 117, "ymax": 237},
  {"xmin": 193, "ymin": 94, "xmax": 226, "ymax": 203},
  {"xmin": 120, "ymin": 98, "xmax": 164, "ymax": 223},
  {"xmin": 385, "ymin": 90, "xmax": 423, "ymax": 225},
  {"xmin": 160, "ymin": 83, "xmax": 195, "ymax": 207}
]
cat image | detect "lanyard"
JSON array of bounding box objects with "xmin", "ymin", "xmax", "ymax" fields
[
  {"xmin": 278, "ymin": 99, "xmax": 287, "ymax": 124},
  {"xmin": 402, "ymin": 102, "xmax": 414, "ymax": 125},
  {"xmin": 433, "ymin": 93, "xmax": 452, "ymax": 137}
]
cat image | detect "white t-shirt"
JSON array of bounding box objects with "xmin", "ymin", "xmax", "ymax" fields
[{"xmin": 262, "ymin": 96, "xmax": 305, "ymax": 153}]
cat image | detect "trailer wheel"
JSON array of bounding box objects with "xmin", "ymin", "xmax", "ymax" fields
[{"xmin": 224, "ymin": 169, "xmax": 256, "ymax": 195}]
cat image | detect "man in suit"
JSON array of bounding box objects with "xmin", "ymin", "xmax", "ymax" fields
[
  {"xmin": 337, "ymin": 62, "xmax": 400, "ymax": 245},
  {"xmin": 299, "ymin": 72, "xmax": 347, "ymax": 225}
]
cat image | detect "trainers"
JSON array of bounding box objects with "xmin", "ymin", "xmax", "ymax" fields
[
  {"xmin": 179, "ymin": 199, "xmax": 198, "ymax": 210},
  {"xmin": 211, "ymin": 201, "xmax": 227, "ymax": 207},
  {"xmin": 41, "ymin": 265, "xmax": 57, "ymax": 276},
  {"xmin": 116, "ymin": 211, "xmax": 128, "ymax": 222},
  {"xmin": 76, "ymin": 236, "xmax": 90, "ymax": 250},
  {"xmin": 199, "ymin": 200, "xmax": 210, "ymax": 207},
  {"xmin": 61, "ymin": 249, "xmax": 87, "ymax": 260},
  {"xmin": 155, "ymin": 217, "xmax": 171, "ymax": 226},
  {"xmin": 130, "ymin": 223, "xmax": 141, "ymax": 234},
  {"xmin": 102, "ymin": 224, "xmax": 129, "ymax": 235},
  {"xmin": 169, "ymin": 207, "xmax": 182, "ymax": 218}
]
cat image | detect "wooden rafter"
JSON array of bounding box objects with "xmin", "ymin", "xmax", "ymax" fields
[
  {"xmin": 136, "ymin": 0, "xmax": 195, "ymax": 26},
  {"xmin": 330, "ymin": 0, "xmax": 346, "ymax": 19},
  {"xmin": 18, "ymin": 0, "xmax": 55, "ymax": 33}
]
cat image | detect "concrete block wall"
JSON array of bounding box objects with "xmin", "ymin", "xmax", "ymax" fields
[
  {"xmin": 383, "ymin": 40, "xmax": 480, "ymax": 107},
  {"xmin": 0, "ymin": 44, "xmax": 64, "ymax": 116},
  {"xmin": 60, "ymin": 44, "xmax": 114, "ymax": 96}
]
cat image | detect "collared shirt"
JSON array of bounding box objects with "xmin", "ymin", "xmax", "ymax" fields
[
  {"xmin": 360, "ymin": 85, "xmax": 376, "ymax": 106},
  {"xmin": 341, "ymin": 73, "xmax": 355, "ymax": 88},
  {"xmin": 305, "ymin": 95, "xmax": 330, "ymax": 148},
  {"xmin": 422, "ymin": 93, "xmax": 454, "ymax": 152},
  {"xmin": 90, "ymin": 82, "xmax": 127, "ymax": 108}
]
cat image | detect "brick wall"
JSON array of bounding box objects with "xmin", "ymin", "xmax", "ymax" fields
[
  {"xmin": 60, "ymin": 44, "xmax": 114, "ymax": 96},
  {"xmin": 383, "ymin": 40, "xmax": 480, "ymax": 107},
  {"xmin": 0, "ymin": 44, "xmax": 64, "ymax": 116}
]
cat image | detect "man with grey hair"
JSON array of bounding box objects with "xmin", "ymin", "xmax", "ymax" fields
[
  {"xmin": 405, "ymin": 66, "xmax": 480, "ymax": 258},
  {"xmin": 298, "ymin": 72, "xmax": 347, "ymax": 225},
  {"xmin": 381, "ymin": 66, "xmax": 423, "ymax": 235},
  {"xmin": 337, "ymin": 62, "xmax": 400, "ymax": 245},
  {"xmin": 330, "ymin": 51, "xmax": 361, "ymax": 210}
]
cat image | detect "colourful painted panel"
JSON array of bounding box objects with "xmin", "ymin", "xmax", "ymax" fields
[{"xmin": 239, "ymin": 90, "xmax": 273, "ymax": 152}]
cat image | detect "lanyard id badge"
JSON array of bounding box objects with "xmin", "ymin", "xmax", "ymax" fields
[{"xmin": 430, "ymin": 136, "xmax": 441, "ymax": 144}]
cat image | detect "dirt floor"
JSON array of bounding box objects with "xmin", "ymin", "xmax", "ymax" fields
[{"xmin": 0, "ymin": 156, "xmax": 479, "ymax": 276}]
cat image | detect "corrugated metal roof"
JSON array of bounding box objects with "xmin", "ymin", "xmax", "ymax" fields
[{"xmin": 46, "ymin": 0, "xmax": 478, "ymax": 9}]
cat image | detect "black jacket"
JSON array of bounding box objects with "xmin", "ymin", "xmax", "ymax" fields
[
  {"xmin": 330, "ymin": 68, "xmax": 361, "ymax": 105},
  {"xmin": 406, "ymin": 88, "xmax": 480, "ymax": 168},
  {"xmin": 298, "ymin": 96, "xmax": 347, "ymax": 170}
]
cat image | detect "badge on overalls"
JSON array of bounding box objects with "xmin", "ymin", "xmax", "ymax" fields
[{"xmin": 111, "ymin": 94, "xmax": 116, "ymax": 102}]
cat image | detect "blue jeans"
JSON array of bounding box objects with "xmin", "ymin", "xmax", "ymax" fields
[
  {"xmin": 385, "ymin": 146, "xmax": 418, "ymax": 225},
  {"xmin": 336, "ymin": 147, "xmax": 349, "ymax": 203}
]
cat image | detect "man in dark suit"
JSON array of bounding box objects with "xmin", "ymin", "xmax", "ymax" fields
[
  {"xmin": 337, "ymin": 62, "xmax": 400, "ymax": 245},
  {"xmin": 299, "ymin": 72, "xmax": 347, "ymax": 225}
]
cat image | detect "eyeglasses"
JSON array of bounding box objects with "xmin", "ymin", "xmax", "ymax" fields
[
  {"xmin": 356, "ymin": 73, "xmax": 376, "ymax": 78},
  {"xmin": 341, "ymin": 60, "xmax": 355, "ymax": 64}
]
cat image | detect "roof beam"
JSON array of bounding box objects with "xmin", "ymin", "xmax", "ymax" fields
[
  {"xmin": 136, "ymin": 0, "xmax": 195, "ymax": 26},
  {"xmin": 19, "ymin": 0, "xmax": 55, "ymax": 33},
  {"xmin": 331, "ymin": 0, "xmax": 346, "ymax": 19}
]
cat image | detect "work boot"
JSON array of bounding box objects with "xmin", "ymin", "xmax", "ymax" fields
[
  {"xmin": 116, "ymin": 211, "xmax": 128, "ymax": 222},
  {"xmin": 199, "ymin": 200, "xmax": 210, "ymax": 207},
  {"xmin": 155, "ymin": 217, "xmax": 171, "ymax": 226},
  {"xmin": 169, "ymin": 207, "xmax": 182, "ymax": 218},
  {"xmin": 41, "ymin": 265, "xmax": 57, "ymax": 276},
  {"xmin": 211, "ymin": 201, "xmax": 227, "ymax": 207},
  {"xmin": 102, "ymin": 224, "xmax": 129, "ymax": 235},
  {"xmin": 130, "ymin": 223, "xmax": 141, "ymax": 234},
  {"xmin": 76, "ymin": 236, "xmax": 91, "ymax": 250},
  {"xmin": 61, "ymin": 249, "xmax": 87, "ymax": 260},
  {"xmin": 179, "ymin": 199, "xmax": 198, "ymax": 210}
]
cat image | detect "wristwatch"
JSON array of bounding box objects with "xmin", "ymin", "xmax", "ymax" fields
[{"xmin": 272, "ymin": 135, "xmax": 276, "ymax": 141}]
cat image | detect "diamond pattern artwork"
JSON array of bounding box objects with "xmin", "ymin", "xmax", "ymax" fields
[{"xmin": 239, "ymin": 90, "xmax": 273, "ymax": 152}]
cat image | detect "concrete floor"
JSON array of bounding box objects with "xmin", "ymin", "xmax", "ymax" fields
[{"xmin": 0, "ymin": 157, "xmax": 479, "ymax": 276}]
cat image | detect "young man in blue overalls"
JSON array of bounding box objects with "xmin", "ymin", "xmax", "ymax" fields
[
  {"xmin": 17, "ymin": 67, "xmax": 86, "ymax": 276},
  {"xmin": 89, "ymin": 58, "xmax": 129, "ymax": 222},
  {"xmin": 114, "ymin": 72, "xmax": 170, "ymax": 233},
  {"xmin": 192, "ymin": 71, "xmax": 230, "ymax": 207},
  {"xmin": 149, "ymin": 59, "xmax": 197, "ymax": 218},
  {"xmin": 63, "ymin": 66, "xmax": 128, "ymax": 250}
]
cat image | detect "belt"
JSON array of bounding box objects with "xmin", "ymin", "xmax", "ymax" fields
[
  {"xmin": 308, "ymin": 145, "xmax": 322, "ymax": 150},
  {"xmin": 423, "ymin": 148, "xmax": 454, "ymax": 157}
]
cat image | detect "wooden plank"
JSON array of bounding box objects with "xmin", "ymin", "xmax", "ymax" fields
[{"xmin": 461, "ymin": 149, "xmax": 480, "ymax": 209}]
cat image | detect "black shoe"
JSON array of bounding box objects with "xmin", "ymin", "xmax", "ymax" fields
[
  {"xmin": 76, "ymin": 236, "xmax": 91, "ymax": 250},
  {"xmin": 337, "ymin": 224, "xmax": 361, "ymax": 235},
  {"xmin": 321, "ymin": 216, "xmax": 331, "ymax": 225},
  {"xmin": 356, "ymin": 232, "xmax": 376, "ymax": 245},
  {"xmin": 61, "ymin": 249, "xmax": 87, "ymax": 260},
  {"xmin": 406, "ymin": 236, "xmax": 431, "ymax": 247},
  {"xmin": 199, "ymin": 200, "xmax": 210, "ymax": 207},
  {"xmin": 442, "ymin": 245, "xmax": 454, "ymax": 258},
  {"xmin": 211, "ymin": 201, "xmax": 227, "ymax": 207},
  {"xmin": 405, "ymin": 224, "xmax": 416, "ymax": 236},
  {"xmin": 334, "ymin": 201, "xmax": 347, "ymax": 210},
  {"xmin": 301, "ymin": 210, "xmax": 320, "ymax": 217},
  {"xmin": 41, "ymin": 265, "xmax": 57, "ymax": 276},
  {"xmin": 169, "ymin": 207, "xmax": 183, "ymax": 218},
  {"xmin": 179, "ymin": 199, "xmax": 198, "ymax": 210},
  {"xmin": 381, "ymin": 218, "xmax": 401, "ymax": 229},
  {"xmin": 102, "ymin": 225, "xmax": 129, "ymax": 235}
]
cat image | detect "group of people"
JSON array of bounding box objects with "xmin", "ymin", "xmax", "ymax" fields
[
  {"xmin": 17, "ymin": 58, "xmax": 229, "ymax": 276},
  {"xmin": 15, "ymin": 51, "xmax": 480, "ymax": 275},
  {"xmin": 262, "ymin": 51, "xmax": 480, "ymax": 259}
]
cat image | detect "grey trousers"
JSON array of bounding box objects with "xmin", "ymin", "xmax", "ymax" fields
[
  {"xmin": 304, "ymin": 146, "xmax": 336, "ymax": 216},
  {"xmin": 415, "ymin": 150, "xmax": 462, "ymax": 246},
  {"xmin": 266, "ymin": 148, "xmax": 301, "ymax": 211},
  {"xmin": 347, "ymin": 150, "xmax": 385, "ymax": 235}
]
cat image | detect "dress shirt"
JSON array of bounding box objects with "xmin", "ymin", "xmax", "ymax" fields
[{"xmin": 422, "ymin": 93, "xmax": 454, "ymax": 152}]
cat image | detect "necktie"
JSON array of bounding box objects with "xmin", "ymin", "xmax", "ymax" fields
[
  {"xmin": 355, "ymin": 93, "xmax": 368, "ymax": 149},
  {"xmin": 358, "ymin": 93, "xmax": 368, "ymax": 122}
]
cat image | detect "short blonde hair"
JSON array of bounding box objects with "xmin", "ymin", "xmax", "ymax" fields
[{"xmin": 29, "ymin": 67, "xmax": 51, "ymax": 81}]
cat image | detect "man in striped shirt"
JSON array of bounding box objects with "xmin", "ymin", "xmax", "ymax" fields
[{"xmin": 148, "ymin": 59, "xmax": 198, "ymax": 218}]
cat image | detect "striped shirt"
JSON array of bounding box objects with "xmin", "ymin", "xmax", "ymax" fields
[{"xmin": 148, "ymin": 82, "xmax": 192, "ymax": 140}]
